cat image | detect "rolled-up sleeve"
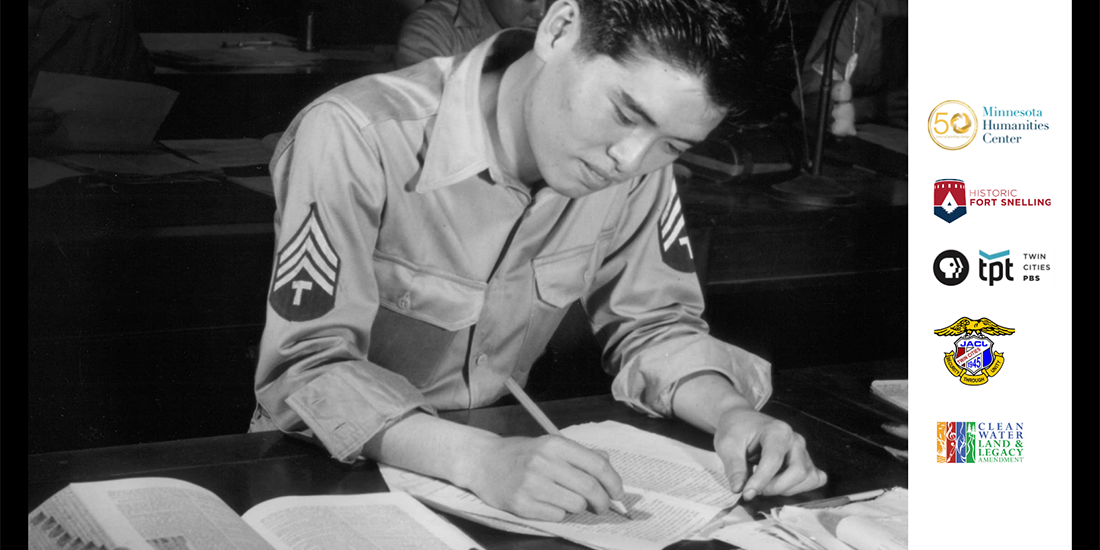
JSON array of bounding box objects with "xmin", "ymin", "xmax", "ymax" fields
[
  {"xmin": 255, "ymin": 100, "xmax": 434, "ymax": 463},
  {"xmin": 585, "ymin": 169, "xmax": 772, "ymax": 418}
]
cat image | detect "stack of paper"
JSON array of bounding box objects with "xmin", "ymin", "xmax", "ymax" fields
[
  {"xmin": 380, "ymin": 421, "xmax": 744, "ymax": 550},
  {"xmin": 711, "ymin": 487, "xmax": 908, "ymax": 550}
]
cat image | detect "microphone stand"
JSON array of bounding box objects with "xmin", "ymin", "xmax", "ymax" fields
[{"xmin": 770, "ymin": 0, "xmax": 858, "ymax": 207}]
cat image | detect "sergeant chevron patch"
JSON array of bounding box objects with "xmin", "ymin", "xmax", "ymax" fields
[
  {"xmin": 269, "ymin": 203, "xmax": 340, "ymax": 321},
  {"xmin": 657, "ymin": 181, "xmax": 695, "ymax": 273}
]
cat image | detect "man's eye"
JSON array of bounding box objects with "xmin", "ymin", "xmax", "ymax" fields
[
  {"xmin": 613, "ymin": 106, "xmax": 632, "ymax": 125},
  {"xmin": 666, "ymin": 143, "xmax": 684, "ymax": 155}
]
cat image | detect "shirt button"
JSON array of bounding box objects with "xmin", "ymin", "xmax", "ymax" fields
[
  {"xmin": 476, "ymin": 354, "xmax": 488, "ymax": 367},
  {"xmin": 398, "ymin": 292, "xmax": 411, "ymax": 309}
]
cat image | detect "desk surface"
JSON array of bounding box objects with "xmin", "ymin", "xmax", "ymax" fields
[{"xmin": 28, "ymin": 360, "xmax": 907, "ymax": 549}]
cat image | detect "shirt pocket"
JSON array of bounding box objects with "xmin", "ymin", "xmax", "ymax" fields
[
  {"xmin": 533, "ymin": 244, "xmax": 596, "ymax": 309},
  {"xmin": 370, "ymin": 251, "xmax": 487, "ymax": 387},
  {"xmin": 373, "ymin": 251, "xmax": 486, "ymax": 329}
]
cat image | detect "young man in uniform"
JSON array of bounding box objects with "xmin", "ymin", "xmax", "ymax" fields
[{"xmin": 252, "ymin": 0, "xmax": 827, "ymax": 521}]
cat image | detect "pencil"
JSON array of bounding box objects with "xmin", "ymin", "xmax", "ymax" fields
[{"xmin": 503, "ymin": 376, "xmax": 632, "ymax": 520}]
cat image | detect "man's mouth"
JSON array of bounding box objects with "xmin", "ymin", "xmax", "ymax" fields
[{"xmin": 581, "ymin": 160, "xmax": 613, "ymax": 186}]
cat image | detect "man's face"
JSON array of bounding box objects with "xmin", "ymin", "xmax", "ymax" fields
[
  {"xmin": 525, "ymin": 48, "xmax": 727, "ymax": 199},
  {"xmin": 486, "ymin": 0, "xmax": 547, "ymax": 29}
]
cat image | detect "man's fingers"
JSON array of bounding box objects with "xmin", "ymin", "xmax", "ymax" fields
[
  {"xmin": 543, "ymin": 460, "xmax": 613, "ymax": 514},
  {"xmin": 512, "ymin": 497, "xmax": 570, "ymax": 522},
  {"xmin": 758, "ymin": 442, "xmax": 823, "ymax": 496},
  {"xmin": 533, "ymin": 478, "xmax": 591, "ymax": 516},
  {"xmin": 717, "ymin": 436, "xmax": 751, "ymax": 493},
  {"xmin": 741, "ymin": 428, "xmax": 791, "ymax": 499},
  {"xmin": 554, "ymin": 438, "xmax": 625, "ymax": 502}
]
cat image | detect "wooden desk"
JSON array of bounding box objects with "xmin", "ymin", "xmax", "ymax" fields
[{"xmin": 28, "ymin": 361, "xmax": 907, "ymax": 549}]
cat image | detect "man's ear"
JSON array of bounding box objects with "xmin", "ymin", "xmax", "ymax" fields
[{"xmin": 533, "ymin": 0, "xmax": 580, "ymax": 60}]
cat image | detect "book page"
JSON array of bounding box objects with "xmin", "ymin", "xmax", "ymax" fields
[
  {"xmin": 560, "ymin": 421, "xmax": 739, "ymax": 508},
  {"xmin": 46, "ymin": 477, "xmax": 276, "ymax": 550},
  {"xmin": 240, "ymin": 492, "xmax": 484, "ymax": 550},
  {"xmin": 379, "ymin": 465, "xmax": 722, "ymax": 550},
  {"xmin": 29, "ymin": 485, "xmax": 122, "ymax": 550}
]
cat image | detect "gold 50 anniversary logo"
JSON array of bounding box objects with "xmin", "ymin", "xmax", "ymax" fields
[{"xmin": 928, "ymin": 100, "xmax": 979, "ymax": 150}]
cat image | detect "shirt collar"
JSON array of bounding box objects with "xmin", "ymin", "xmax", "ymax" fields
[{"xmin": 416, "ymin": 29, "xmax": 535, "ymax": 193}]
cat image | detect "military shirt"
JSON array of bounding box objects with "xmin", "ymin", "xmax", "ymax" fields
[{"xmin": 253, "ymin": 29, "xmax": 772, "ymax": 463}]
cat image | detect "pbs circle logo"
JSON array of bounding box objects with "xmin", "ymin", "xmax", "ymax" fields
[
  {"xmin": 934, "ymin": 250, "xmax": 969, "ymax": 286},
  {"xmin": 928, "ymin": 100, "xmax": 978, "ymax": 150}
]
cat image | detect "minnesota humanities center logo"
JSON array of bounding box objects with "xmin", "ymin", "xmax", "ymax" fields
[
  {"xmin": 934, "ymin": 317, "xmax": 1015, "ymax": 385},
  {"xmin": 937, "ymin": 421, "xmax": 1024, "ymax": 463},
  {"xmin": 933, "ymin": 179, "xmax": 967, "ymax": 222}
]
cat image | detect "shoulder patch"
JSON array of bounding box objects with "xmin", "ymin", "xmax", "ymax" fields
[
  {"xmin": 269, "ymin": 203, "xmax": 341, "ymax": 321},
  {"xmin": 657, "ymin": 181, "xmax": 695, "ymax": 273}
]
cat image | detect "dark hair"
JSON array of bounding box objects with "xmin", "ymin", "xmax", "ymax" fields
[{"xmin": 574, "ymin": 0, "xmax": 791, "ymax": 117}]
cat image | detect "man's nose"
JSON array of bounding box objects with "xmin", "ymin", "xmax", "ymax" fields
[{"xmin": 608, "ymin": 133, "xmax": 650, "ymax": 176}]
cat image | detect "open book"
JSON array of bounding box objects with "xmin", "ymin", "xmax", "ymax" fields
[
  {"xmin": 380, "ymin": 420, "xmax": 742, "ymax": 550},
  {"xmin": 28, "ymin": 477, "xmax": 484, "ymax": 550}
]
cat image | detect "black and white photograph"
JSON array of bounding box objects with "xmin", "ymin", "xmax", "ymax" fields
[{"xmin": 29, "ymin": 1, "xmax": 919, "ymax": 548}]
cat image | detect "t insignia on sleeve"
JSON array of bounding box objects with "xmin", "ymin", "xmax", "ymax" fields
[
  {"xmin": 269, "ymin": 203, "xmax": 340, "ymax": 321},
  {"xmin": 657, "ymin": 181, "xmax": 695, "ymax": 273}
]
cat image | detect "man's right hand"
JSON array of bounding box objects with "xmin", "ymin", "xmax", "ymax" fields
[
  {"xmin": 363, "ymin": 413, "xmax": 625, "ymax": 522},
  {"xmin": 460, "ymin": 434, "xmax": 626, "ymax": 521}
]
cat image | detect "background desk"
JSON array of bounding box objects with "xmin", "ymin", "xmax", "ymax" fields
[
  {"xmin": 142, "ymin": 33, "xmax": 396, "ymax": 139},
  {"xmin": 29, "ymin": 360, "xmax": 908, "ymax": 550}
]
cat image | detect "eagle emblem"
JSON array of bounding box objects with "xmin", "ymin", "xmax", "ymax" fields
[{"xmin": 934, "ymin": 317, "xmax": 1014, "ymax": 385}]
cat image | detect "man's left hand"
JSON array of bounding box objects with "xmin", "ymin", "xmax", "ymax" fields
[{"xmin": 713, "ymin": 406, "xmax": 827, "ymax": 501}]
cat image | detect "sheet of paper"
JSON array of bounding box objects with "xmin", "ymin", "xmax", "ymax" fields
[
  {"xmin": 158, "ymin": 139, "xmax": 276, "ymax": 195},
  {"xmin": 380, "ymin": 465, "xmax": 722, "ymax": 550},
  {"xmin": 379, "ymin": 421, "xmax": 745, "ymax": 550},
  {"xmin": 159, "ymin": 139, "xmax": 274, "ymax": 168},
  {"xmin": 561, "ymin": 421, "xmax": 739, "ymax": 509},
  {"xmin": 29, "ymin": 72, "xmax": 178, "ymax": 152},
  {"xmin": 836, "ymin": 515, "xmax": 907, "ymax": 550},
  {"xmin": 710, "ymin": 519, "xmax": 801, "ymax": 550},
  {"xmin": 771, "ymin": 508, "xmax": 856, "ymax": 550},
  {"xmin": 870, "ymin": 380, "xmax": 908, "ymax": 411},
  {"xmin": 708, "ymin": 488, "xmax": 907, "ymax": 550},
  {"xmin": 242, "ymin": 492, "xmax": 485, "ymax": 550}
]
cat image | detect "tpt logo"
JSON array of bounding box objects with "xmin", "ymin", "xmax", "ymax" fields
[{"xmin": 978, "ymin": 250, "xmax": 1013, "ymax": 286}]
